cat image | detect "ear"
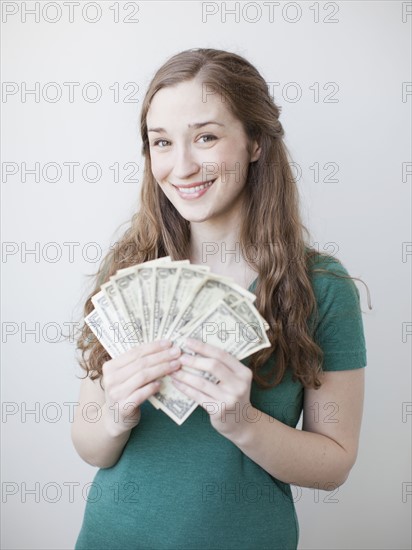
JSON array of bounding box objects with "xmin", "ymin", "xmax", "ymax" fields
[{"xmin": 249, "ymin": 139, "xmax": 262, "ymax": 163}]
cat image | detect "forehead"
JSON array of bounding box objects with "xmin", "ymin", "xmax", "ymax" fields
[{"xmin": 146, "ymin": 78, "xmax": 234, "ymax": 127}]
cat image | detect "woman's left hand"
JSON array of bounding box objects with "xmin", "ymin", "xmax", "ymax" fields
[{"xmin": 170, "ymin": 338, "xmax": 255, "ymax": 442}]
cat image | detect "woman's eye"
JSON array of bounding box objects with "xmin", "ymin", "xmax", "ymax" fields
[
  {"xmin": 153, "ymin": 139, "xmax": 170, "ymax": 148},
  {"xmin": 198, "ymin": 134, "xmax": 217, "ymax": 144}
]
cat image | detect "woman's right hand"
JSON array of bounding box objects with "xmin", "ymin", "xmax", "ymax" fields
[{"xmin": 101, "ymin": 339, "xmax": 181, "ymax": 436}]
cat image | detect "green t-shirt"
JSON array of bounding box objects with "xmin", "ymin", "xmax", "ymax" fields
[{"xmin": 75, "ymin": 255, "xmax": 367, "ymax": 550}]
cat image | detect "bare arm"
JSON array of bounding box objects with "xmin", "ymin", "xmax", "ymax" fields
[
  {"xmin": 169, "ymin": 338, "xmax": 365, "ymax": 491},
  {"xmin": 232, "ymin": 368, "xmax": 365, "ymax": 490},
  {"xmin": 71, "ymin": 340, "xmax": 182, "ymax": 469},
  {"xmin": 71, "ymin": 376, "xmax": 132, "ymax": 469}
]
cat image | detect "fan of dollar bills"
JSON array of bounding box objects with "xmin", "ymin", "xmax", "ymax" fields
[{"xmin": 85, "ymin": 257, "xmax": 270, "ymax": 425}]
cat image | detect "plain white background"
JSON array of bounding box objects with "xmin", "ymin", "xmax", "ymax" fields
[{"xmin": 1, "ymin": 1, "xmax": 411, "ymax": 548}]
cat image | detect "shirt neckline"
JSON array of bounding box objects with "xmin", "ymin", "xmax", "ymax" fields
[{"xmin": 248, "ymin": 277, "xmax": 258, "ymax": 293}]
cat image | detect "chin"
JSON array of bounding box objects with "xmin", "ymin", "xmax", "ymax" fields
[
  {"xmin": 162, "ymin": 189, "xmax": 218, "ymax": 223},
  {"xmin": 174, "ymin": 208, "xmax": 214, "ymax": 224},
  {"xmin": 180, "ymin": 213, "xmax": 212, "ymax": 224}
]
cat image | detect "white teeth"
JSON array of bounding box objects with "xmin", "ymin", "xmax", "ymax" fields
[{"xmin": 176, "ymin": 180, "xmax": 214, "ymax": 194}]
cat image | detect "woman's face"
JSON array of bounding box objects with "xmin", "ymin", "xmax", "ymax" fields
[{"xmin": 146, "ymin": 78, "xmax": 261, "ymax": 225}]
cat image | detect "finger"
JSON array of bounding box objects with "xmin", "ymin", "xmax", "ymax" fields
[
  {"xmin": 124, "ymin": 345, "xmax": 182, "ymax": 379},
  {"xmin": 183, "ymin": 338, "xmax": 241, "ymax": 372},
  {"xmin": 108, "ymin": 339, "xmax": 174, "ymax": 369},
  {"xmin": 128, "ymin": 379, "xmax": 163, "ymax": 408},
  {"xmin": 170, "ymin": 369, "xmax": 226, "ymax": 401},
  {"xmin": 170, "ymin": 377, "xmax": 226, "ymax": 409},
  {"xmin": 105, "ymin": 343, "xmax": 180, "ymax": 381},
  {"xmin": 121, "ymin": 359, "xmax": 181, "ymax": 397},
  {"xmin": 179, "ymin": 353, "xmax": 227, "ymax": 384}
]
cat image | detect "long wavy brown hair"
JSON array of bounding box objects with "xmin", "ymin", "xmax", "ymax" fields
[{"xmin": 76, "ymin": 48, "xmax": 370, "ymax": 390}]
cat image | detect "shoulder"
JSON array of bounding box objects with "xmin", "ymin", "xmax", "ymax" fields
[
  {"xmin": 306, "ymin": 248, "xmax": 351, "ymax": 278},
  {"xmin": 305, "ymin": 249, "xmax": 360, "ymax": 306},
  {"xmin": 304, "ymin": 249, "xmax": 367, "ymax": 371}
]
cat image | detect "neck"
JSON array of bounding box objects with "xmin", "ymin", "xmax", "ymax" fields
[
  {"xmin": 188, "ymin": 203, "xmax": 246, "ymax": 273},
  {"xmin": 190, "ymin": 223, "xmax": 240, "ymax": 264}
]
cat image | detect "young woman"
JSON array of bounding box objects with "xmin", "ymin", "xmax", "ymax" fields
[{"xmin": 72, "ymin": 48, "xmax": 368, "ymax": 549}]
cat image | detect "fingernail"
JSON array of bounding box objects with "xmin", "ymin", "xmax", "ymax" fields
[
  {"xmin": 169, "ymin": 346, "xmax": 181, "ymax": 357},
  {"xmin": 185, "ymin": 338, "xmax": 198, "ymax": 347},
  {"xmin": 169, "ymin": 360, "xmax": 180, "ymax": 369},
  {"xmin": 160, "ymin": 339, "xmax": 171, "ymax": 347}
]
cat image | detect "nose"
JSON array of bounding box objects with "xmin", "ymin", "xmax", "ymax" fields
[{"xmin": 172, "ymin": 144, "xmax": 200, "ymax": 180}]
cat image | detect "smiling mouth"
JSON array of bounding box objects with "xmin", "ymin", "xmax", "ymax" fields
[{"xmin": 172, "ymin": 179, "xmax": 216, "ymax": 195}]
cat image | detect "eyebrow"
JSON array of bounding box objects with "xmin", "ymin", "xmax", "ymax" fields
[{"xmin": 147, "ymin": 121, "xmax": 225, "ymax": 133}]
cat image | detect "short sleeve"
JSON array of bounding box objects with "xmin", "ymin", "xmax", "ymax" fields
[{"xmin": 309, "ymin": 256, "xmax": 367, "ymax": 371}]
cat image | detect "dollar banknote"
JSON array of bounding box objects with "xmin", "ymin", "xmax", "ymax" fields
[{"xmin": 84, "ymin": 258, "xmax": 270, "ymax": 424}]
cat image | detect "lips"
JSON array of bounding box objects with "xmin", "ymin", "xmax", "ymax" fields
[{"xmin": 172, "ymin": 179, "xmax": 216, "ymax": 195}]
